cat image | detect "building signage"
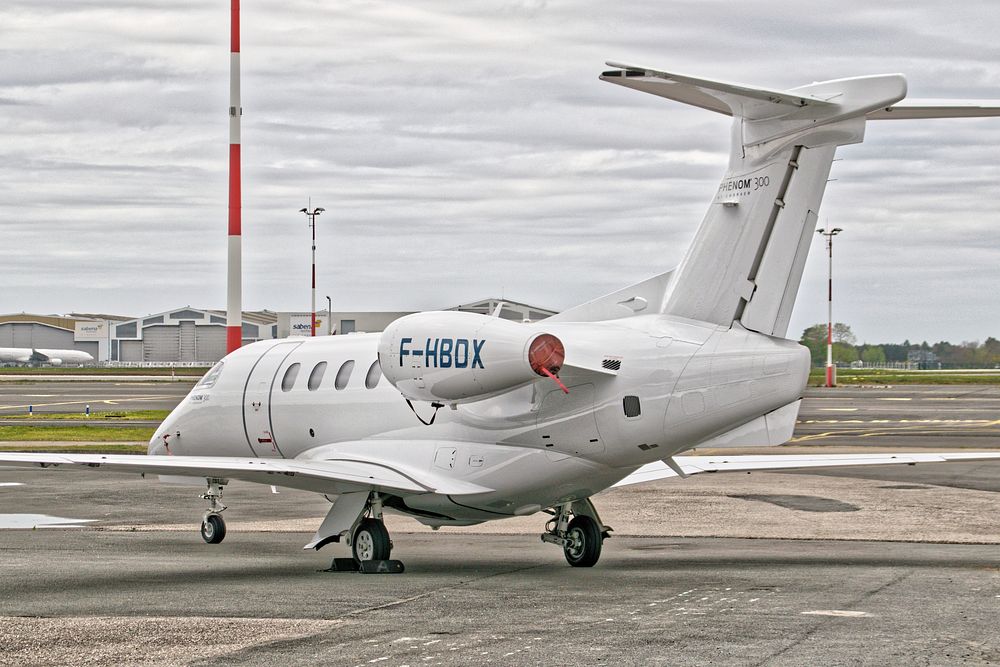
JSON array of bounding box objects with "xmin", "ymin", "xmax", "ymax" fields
[
  {"xmin": 74, "ymin": 321, "xmax": 107, "ymax": 341},
  {"xmin": 289, "ymin": 315, "xmax": 328, "ymax": 336}
]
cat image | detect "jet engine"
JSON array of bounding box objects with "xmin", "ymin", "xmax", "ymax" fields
[
  {"xmin": 378, "ymin": 311, "xmax": 565, "ymax": 403},
  {"xmin": 47, "ymin": 359, "xmax": 63, "ymax": 366}
]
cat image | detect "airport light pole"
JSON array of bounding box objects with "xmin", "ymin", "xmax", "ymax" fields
[
  {"xmin": 326, "ymin": 296, "xmax": 332, "ymax": 335},
  {"xmin": 300, "ymin": 206, "xmax": 325, "ymax": 337},
  {"xmin": 817, "ymin": 227, "xmax": 843, "ymax": 387}
]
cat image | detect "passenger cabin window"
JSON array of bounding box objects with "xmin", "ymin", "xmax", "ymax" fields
[
  {"xmin": 281, "ymin": 363, "xmax": 300, "ymax": 392},
  {"xmin": 365, "ymin": 360, "xmax": 381, "ymax": 389},
  {"xmin": 334, "ymin": 360, "xmax": 355, "ymax": 390},
  {"xmin": 308, "ymin": 362, "xmax": 327, "ymax": 391}
]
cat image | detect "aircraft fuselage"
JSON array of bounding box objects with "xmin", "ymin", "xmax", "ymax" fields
[{"xmin": 151, "ymin": 313, "xmax": 809, "ymax": 525}]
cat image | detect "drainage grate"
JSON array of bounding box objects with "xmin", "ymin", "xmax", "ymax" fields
[{"xmin": 602, "ymin": 358, "xmax": 622, "ymax": 371}]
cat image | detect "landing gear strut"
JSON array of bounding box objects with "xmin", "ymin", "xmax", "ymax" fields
[
  {"xmin": 540, "ymin": 499, "xmax": 610, "ymax": 567},
  {"xmin": 326, "ymin": 492, "xmax": 403, "ymax": 574},
  {"xmin": 200, "ymin": 479, "xmax": 227, "ymax": 544}
]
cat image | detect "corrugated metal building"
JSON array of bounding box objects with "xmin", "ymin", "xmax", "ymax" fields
[
  {"xmin": 3, "ymin": 298, "xmax": 557, "ymax": 366},
  {"xmin": 0, "ymin": 313, "xmax": 128, "ymax": 361},
  {"xmin": 111, "ymin": 308, "xmax": 277, "ymax": 363}
]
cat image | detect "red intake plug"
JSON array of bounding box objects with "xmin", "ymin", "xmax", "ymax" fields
[{"xmin": 528, "ymin": 334, "xmax": 568, "ymax": 394}]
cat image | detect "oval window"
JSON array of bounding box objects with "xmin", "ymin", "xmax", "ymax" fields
[
  {"xmin": 281, "ymin": 363, "xmax": 300, "ymax": 392},
  {"xmin": 334, "ymin": 360, "xmax": 355, "ymax": 390},
  {"xmin": 308, "ymin": 361, "xmax": 327, "ymax": 391},
  {"xmin": 365, "ymin": 360, "xmax": 381, "ymax": 389}
]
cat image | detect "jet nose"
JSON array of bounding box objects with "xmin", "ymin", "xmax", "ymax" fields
[{"xmin": 149, "ymin": 413, "xmax": 177, "ymax": 455}]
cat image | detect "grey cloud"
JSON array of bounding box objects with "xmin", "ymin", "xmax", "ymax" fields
[{"xmin": 1, "ymin": 1, "xmax": 999, "ymax": 343}]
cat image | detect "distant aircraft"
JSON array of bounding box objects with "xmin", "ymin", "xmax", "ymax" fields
[
  {"xmin": 4, "ymin": 65, "xmax": 1000, "ymax": 569},
  {"xmin": 0, "ymin": 347, "xmax": 93, "ymax": 366}
]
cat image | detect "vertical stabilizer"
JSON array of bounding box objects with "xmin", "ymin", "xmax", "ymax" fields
[{"xmin": 600, "ymin": 65, "xmax": 907, "ymax": 336}]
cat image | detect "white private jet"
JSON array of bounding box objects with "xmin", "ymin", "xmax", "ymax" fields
[
  {"xmin": 0, "ymin": 347, "xmax": 93, "ymax": 366},
  {"xmin": 3, "ymin": 65, "xmax": 1000, "ymax": 569}
]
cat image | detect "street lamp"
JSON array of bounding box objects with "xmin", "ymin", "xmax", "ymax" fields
[
  {"xmin": 300, "ymin": 206, "xmax": 325, "ymax": 337},
  {"xmin": 816, "ymin": 227, "xmax": 843, "ymax": 387},
  {"xmin": 326, "ymin": 295, "xmax": 332, "ymax": 336}
]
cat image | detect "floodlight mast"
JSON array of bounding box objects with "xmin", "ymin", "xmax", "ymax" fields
[
  {"xmin": 226, "ymin": 0, "xmax": 242, "ymax": 354},
  {"xmin": 817, "ymin": 227, "xmax": 843, "ymax": 387},
  {"xmin": 300, "ymin": 206, "xmax": 325, "ymax": 337}
]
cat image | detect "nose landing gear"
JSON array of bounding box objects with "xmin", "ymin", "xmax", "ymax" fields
[{"xmin": 199, "ymin": 479, "xmax": 228, "ymax": 544}]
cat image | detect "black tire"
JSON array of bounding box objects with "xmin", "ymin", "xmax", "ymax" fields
[
  {"xmin": 563, "ymin": 515, "xmax": 602, "ymax": 567},
  {"xmin": 201, "ymin": 514, "xmax": 226, "ymax": 544},
  {"xmin": 352, "ymin": 518, "xmax": 392, "ymax": 562}
]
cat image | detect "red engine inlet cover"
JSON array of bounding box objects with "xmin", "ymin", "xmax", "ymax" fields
[{"xmin": 528, "ymin": 334, "xmax": 565, "ymax": 376}]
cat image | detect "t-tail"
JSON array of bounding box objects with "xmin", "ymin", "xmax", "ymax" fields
[{"xmin": 599, "ymin": 64, "xmax": 1000, "ymax": 338}]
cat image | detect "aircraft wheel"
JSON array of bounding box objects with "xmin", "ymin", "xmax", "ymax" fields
[
  {"xmin": 201, "ymin": 514, "xmax": 227, "ymax": 544},
  {"xmin": 353, "ymin": 518, "xmax": 391, "ymax": 562},
  {"xmin": 563, "ymin": 515, "xmax": 602, "ymax": 567}
]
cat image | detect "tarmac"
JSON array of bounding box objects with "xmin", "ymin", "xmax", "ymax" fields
[{"xmin": 2, "ymin": 383, "xmax": 1000, "ymax": 665}]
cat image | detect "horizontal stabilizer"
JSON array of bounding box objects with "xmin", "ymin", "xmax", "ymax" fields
[
  {"xmin": 613, "ymin": 451, "xmax": 1000, "ymax": 488},
  {"xmin": 868, "ymin": 100, "xmax": 1000, "ymax": 119},
  {"xmin": 601, "ymin": 63, "xmax": 838, "ymax": 119}
]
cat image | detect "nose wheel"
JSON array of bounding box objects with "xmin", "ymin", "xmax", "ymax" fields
[
  {"xmin": 201, "ymin": 514, "xmax": 226, "ymax": 544},
  {"xmin": 199, "ymin": 478, "xmax": 228, "ymax": 545}
]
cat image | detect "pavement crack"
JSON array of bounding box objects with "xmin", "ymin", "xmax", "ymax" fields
[{"xmin": 752, "ymin": 570, "xmax": 913, "ymax": 667}]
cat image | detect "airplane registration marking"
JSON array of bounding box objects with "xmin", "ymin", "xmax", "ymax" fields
[{"xmin": 399, "ymin": 337, "xmax": 485, "ymax": 369}]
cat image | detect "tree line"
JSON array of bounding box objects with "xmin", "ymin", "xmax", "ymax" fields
[{"xmin": 798, "ymin": 323, "xmax": 1000, "ymax": 368}]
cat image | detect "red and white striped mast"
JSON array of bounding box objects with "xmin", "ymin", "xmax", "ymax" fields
[
  {"xmin": 816, "ymin": 227, "xmax": 843, "ymax": 387},
  {"xmin": 226, "ymin": 0, "xmax": 243, "ymax": 354}
]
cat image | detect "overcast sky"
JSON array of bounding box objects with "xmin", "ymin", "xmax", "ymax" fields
[{"xmin": 2, "ymin": 1, "xmax": 999, "ymax": 344}]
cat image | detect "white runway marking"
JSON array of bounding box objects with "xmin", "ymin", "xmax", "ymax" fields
[
  {"xmin": 0, "ymin": 514, "xmax": 96, "ymax": 529},
  {"xmin": 0, "ymin": 483, "xmax": 25, "ymax": 487},
  {"xmin": 802, "ymin": 610, "xmax": 872, "ymax": 617}
]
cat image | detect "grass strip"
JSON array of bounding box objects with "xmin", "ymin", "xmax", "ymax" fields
[
  {"xmin": 0, "ymin": 426, "xmax": 155, "ymax": 442},
  {"xmin": 0, "ymin": 367, "xmax": 208, "ymax": 376},
  {"xmin": 2, "ymin": 410, "xmax": 170, "ymax": 421},
  {"xmin": 0, "ymin": 443, "xmax": 147, "ymax": 454},
  {"xmin": 809, "ymin": 369, "xmax": 1000, "ymax": 385}
]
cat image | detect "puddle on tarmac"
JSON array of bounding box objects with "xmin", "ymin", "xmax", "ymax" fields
[{"xmin": 0, "ymin": 514, "xmax": 96, "ymax": 529}]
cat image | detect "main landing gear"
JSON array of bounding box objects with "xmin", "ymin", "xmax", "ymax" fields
[
  {"xmin": 200, "ymin": 479, "xmax": 227, "ymax": 544},
  {"xmin": 540, "ymin": 499, "xmax": 611, "ymax": 567},
  {"xmin": 326, "ymin": 492, "xmax": 404, "ymax": 574}
]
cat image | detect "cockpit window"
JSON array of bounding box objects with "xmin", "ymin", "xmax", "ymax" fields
[
  {"xmin": 195, "ymin": 362, "xmax": 224, "ymax": 389},
  {"xmin": 281, "ymin": 363, "xmax": 301, "ymax": 392}
]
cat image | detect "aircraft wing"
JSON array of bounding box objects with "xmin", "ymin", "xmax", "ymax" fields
[
  {"xmin": 0, "ymin": 452, "xmax": 493, "ymax": 496},
  {"xmin": 613, "ymin": 452, "xmax": 1000, "ymax": 487}
]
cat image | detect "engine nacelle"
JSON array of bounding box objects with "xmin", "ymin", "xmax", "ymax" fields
[
  {"xmin": 378, "ymin": 311, "xmax": 564, "ymax": 403},
  {"xmin": 48, "ymin": 359, "xmax": 63, "ymax": 366}
]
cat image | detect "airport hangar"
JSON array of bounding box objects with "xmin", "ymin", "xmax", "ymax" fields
[{"xmin": 0, "ymin": 298, "xmax": 556, "ymax": 365}]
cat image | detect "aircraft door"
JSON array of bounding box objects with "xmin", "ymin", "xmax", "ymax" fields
[
  {"xmin": 243, "ymin": 341, "xmax": 302, "ymax": 457},
  {"xmin": 535, "ymin": 382, "xmax": 605, "ymax": 456}
]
